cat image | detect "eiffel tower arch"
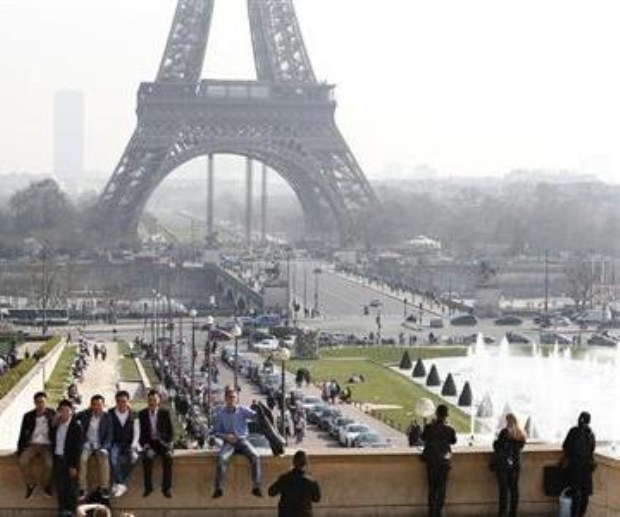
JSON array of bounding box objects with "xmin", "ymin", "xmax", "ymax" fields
[{"xmin": 95, "ymin": 0, "xmax": 379, "ymax": 245}]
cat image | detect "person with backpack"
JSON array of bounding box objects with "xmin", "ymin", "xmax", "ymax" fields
[
  {"xmin": 562, "ymin": 411, "xmax": 596, "ymax": 516},
  {"xmin": 493, "ymin": 413, "xmax": 527, "ymax": 517}
]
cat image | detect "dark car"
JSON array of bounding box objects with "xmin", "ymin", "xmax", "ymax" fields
[
  {"xmin": 540, "ymin": 332, "xmax": 572, "ymax": 345},
  {"xmin": 494, "ymin": 315, "xmax": 523, "ymax": 326},
  {"xmin": 450, "ymin": 314, "xmax": 478, "ymax": 326},
  {"xmin": 505, "ymin": 331, "xmax": 531, "ymax": 344},
  {"xmin": 587, "ymin": 333, "xmax": 618, "ymax": 347}
]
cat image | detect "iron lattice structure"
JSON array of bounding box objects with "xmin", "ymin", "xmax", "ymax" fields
[{"xmin": 96, "ymin": 0, "xmax": 378, "ymax": 243}]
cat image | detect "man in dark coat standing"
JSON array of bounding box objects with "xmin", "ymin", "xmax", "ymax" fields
[
  {"xmin": 138, "ymin": 389, "xmax": 174, "ymax": 498},
  {"xmin": 52, "ymin": 399, "xmax": 83, "ymax": 517},
  {"xmin": 268, "ymin": 450, "xmax": 321, "ymax": 517},
  {"xmin": 563, "ymin": 411, "xmax": 596, "ymax": 516},
  {"xmin": 421, "ymin": 404, "xmax": 457, "ymax": 517}
]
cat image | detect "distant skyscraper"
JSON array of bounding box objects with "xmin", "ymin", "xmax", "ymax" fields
[{"xmin": 53, "ymin": 90, "xmax": 84, "ymax": 177}]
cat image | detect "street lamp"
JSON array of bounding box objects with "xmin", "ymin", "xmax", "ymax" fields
[
  {"xmin": 313, "ymin": 267, "xmax": 322, "ymax": 317},
  {"xmin": 276, "ymin": 346, "xmax": 291, "ymax": 442},
  {"xmin": 204, "ymin": 315, "xmax": 214, "ymax": 428},
  {"xmin": 189, "ymin": 309, "xmax": 197, "ymax": 404},
  {"xmin": 231, "ymin": 323, "xmax": 243, "ymax": 393}
]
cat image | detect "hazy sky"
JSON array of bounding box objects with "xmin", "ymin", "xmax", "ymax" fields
[{"xmin": 0, "ymin": 0, "xmax": 619, "ymax": 182}]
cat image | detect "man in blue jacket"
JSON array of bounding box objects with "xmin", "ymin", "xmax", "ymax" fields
[
  {"xmin": 76, "ymin": 394, "xmax": 113, "ymax": 500},
  {"xmin": 212, "ymin": 386, "xmax": 262, "ymax": 498}
]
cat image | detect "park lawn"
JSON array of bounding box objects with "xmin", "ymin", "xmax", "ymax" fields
[
  {"xmin": 319, "ymin": 346, "xmax": 468, "ymax": 366},
  {"xmin": 117, "ymin": 341, "xmax": 142, "ymax": 382},
  {"xmin": 45, "ymin": 342, "xmax": 78, "ymax": 404},
  {"xmin": 290, "ymin": 357, "xmax": 472, "ymax": 434}
]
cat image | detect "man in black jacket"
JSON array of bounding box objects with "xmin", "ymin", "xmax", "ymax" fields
[
  {"xmin": 52, "ymin": 399, "xmax": 83, "ymax": 517},
  {"xmin": 563, "ymin": 411, "xmax": 596, "ymax": 517},
  {"xmin": 17, "ymin": 391, "xmax": 55, "ymax": 499},
  {"xmin": 138, "ymin": 389, "xmax": 174, "ymax": 498},
  {"xmin": 268, "ymin": 450, "xmax": 321, "ymax": 517},
  {"xmin": 421, "ymin": 404, "xmax": 457, "ymax": 517}
]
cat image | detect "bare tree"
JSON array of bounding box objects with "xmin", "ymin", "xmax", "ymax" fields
[{"xmin": 566, "ymin": 256, "xmax": 598, "ymax": 308}]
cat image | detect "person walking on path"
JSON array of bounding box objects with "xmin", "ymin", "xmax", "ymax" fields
[
  {"xmin": 268, "ymin": 450, "xmax": 321, "ymax": 517},
  {"xmin": 212, "ymin": 386, "xmax": 262, "ymax": 499},
  {"xmin": 563, "ymin": 411, "xmax": 596, "ymax": 516},
  {"xmin": 493, "ymin": 413, "xmax": 527, "ymax": 517},
  {"xmin": 421, "ymin": 404, "xmax": 457, "ymax": 517},
  {"xmin": 17, "ymin": 391, "xmax": 55, "ymax": 499}
]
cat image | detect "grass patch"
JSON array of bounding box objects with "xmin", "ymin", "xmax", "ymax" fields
[
  {"xmin": 45, "ymin": 342, "xmax": 78, "ymax": 404},
  {"xmin": 0, "ymin": 336, "xmax": 61, "ymax": 399},
  {"xmin": 117, "ymin": 341, "xmax": 142, "ymax": 382},
  {"xmin": 290, "ymin": 356, "xmax": 472, "ymax": 434},
  {"xmin": 320, "ymin": 345, "xmax": 468, "ymax": 365}
]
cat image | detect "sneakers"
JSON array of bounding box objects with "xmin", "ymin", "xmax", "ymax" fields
[
  {"xmin": 25, "ymin": 484, "xmax": 36, "ymax": 499},
  {"xmin": 112, "ymin": 483, "xmax": 127, "ymax": 498},
  {"xmin": 251, "ymin": 487, "xmax": 263, "ymax": 498},
  {"xmin": 212, "ymin": 488, "xmax": 223, "ymax": 499}
]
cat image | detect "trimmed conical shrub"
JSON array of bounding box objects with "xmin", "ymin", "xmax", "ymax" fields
[
  {"xmin": 399, "ymin": 350, "xmax": 412, "ymax": 369},
  {"xmin": 441, "ymin": 373, "xmax": 457, "ymax": 396},
  {"xmin": 426, "ymin": 364, "xmax": 441, "ymax": 386},
  {"xmin": 412, "ymin": 358, "xmax": 426, "ymax": 378},
  {"xmin": 458, "ymin": 381, "xmax": 473, "ymax": 406}
]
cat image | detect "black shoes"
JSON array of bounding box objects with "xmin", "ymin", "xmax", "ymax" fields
[
  {"xmin": 43, "ymin": 485, "xmax": 53, "ymax": 498},
  {"xmin": 162, "ymin": 489, "xmax": 172, "ymax": 498},
  {"xmin": 25, "ymin": 484, "xmax": 36, "ymax": 499},
  {"xmin": 143, "ymin": 488, "xmax": 153, "ymax": 497},
  {"xmin": 251, "ymin": 487, "xmax": 263, "ymax": 498},
  {"xmin": 212, "ymin": 488, "xmax": 223, "ymax": 499}
]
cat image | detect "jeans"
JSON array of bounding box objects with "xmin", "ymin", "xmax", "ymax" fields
[
  {"xmin": 215, "ymin": 439, "xmax": 261, "ymax": 491},
  {"xmin": 109, "ymin": 444, "xmax": 135, "ymax": 485}
]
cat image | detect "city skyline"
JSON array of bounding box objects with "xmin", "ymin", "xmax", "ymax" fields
[{"xmin": 0, "ymin": 0, "xmax": 618, "ymax": 183}]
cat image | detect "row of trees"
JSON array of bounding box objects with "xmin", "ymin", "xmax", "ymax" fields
[{"xmin": 358, "ymin": 181, "xmax": 620, "ymax": 257}]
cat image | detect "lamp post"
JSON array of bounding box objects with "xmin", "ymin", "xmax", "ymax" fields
[
  {"xmin": 231, "ymin": 323, "xmax": 243, "ymax": 393},
  {"xmin": 204, "ymin": 315, "xmax": 214, "ymax": 428},
  {"xmin": 276, "ymin": 347, "xmax": 291, "ymax": 442},
  {"xmin": 313, "ymin": 267, "xmax": 322, "ymax": 317},
  {"xmin": 189, "ymin": 309, "xmax": 197, "ymax": 404}
]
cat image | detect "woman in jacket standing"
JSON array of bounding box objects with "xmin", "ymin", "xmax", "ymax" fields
[{"xmin": 493, "ymin": 413, "xmax": 527, "ymax": 517}]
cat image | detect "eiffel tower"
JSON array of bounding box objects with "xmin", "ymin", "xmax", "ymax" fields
[{"xmin": 95, "ymin": 0, "xmax": 379, "ymax": 244}]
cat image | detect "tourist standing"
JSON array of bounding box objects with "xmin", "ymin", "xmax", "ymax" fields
[
  {"xmin": 493, "ymin": 413, "xmax": 527, "ymax": 517},
  {"xmin": 563, "ymin": 411, "xmax": 596, "ymax": 516},
  {"xmin": 17, "ymin": 391, "xmax": 55, "ymax": 499},
  {"xmin": 268, "ymin": 450, "xmax": 321, "ymax": 517},
  {"xmin": 421, "ymin": 404, "xmax": 457, "ymax": 517}
]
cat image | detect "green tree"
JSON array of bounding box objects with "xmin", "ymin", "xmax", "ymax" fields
[{"xmin": 9, "ymin": 179, "xmax": 74, "ymax": 232}]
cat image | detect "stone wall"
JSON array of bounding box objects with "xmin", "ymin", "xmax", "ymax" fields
[{"xmin": 0, "ymin": 446, "xmax": 617, "ymax": 516}]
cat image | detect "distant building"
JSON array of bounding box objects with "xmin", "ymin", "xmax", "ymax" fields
[{"xmin": 53, "ymin": 90, "xmax": 84, "ymax": 177}]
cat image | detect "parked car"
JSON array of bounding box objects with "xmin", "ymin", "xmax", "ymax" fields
[
  {"xmin": 318, "ymin": 408, "xmax": 343, "ymax": 431},
  {"xmin": 301, "ymin": 395, "xmax": 324, "ymax": 412},
  {"xmin": 505, "ymin": 331, "xmax": 531, "ymax": 344},
  {"xmin": 328, "ymin": 416, "xmax": 356, "ymax": 438},
  {"xmin": 494, "ymin": 315, "xmax": 523, "ymax": 326},
  {"xmin": 338, "ymin": 423, "xmax": 372, "ymax": 447},
  {"xmin": 450, "ymin": 314, "xmax": 478, "ymax": 326},
  {"xmin": 246, "ymin": 433, "xmax": 272, "ymax": 456},
  {"xmin": 430, "ymin": 318, "xmax": 444, "ymax": 328},
  {"xmin": 540, "ymin": 333, "xmax": 573, "ymax": 345},
  {"xmin": 253, "ymin": 337, "xmax": 279, "ymax": 351},
  {"xmin": 281, "ymin": 335, "xmax": 296, "ymax": 347},
  {"xmin": 369, "ymin": 299, "xmax": 382, "ymax": 308},
  {"xmin": 352, "ymin": 431, "xmax": 392, "ymax": 448},
  {"xmin": 587, "ymin": 333, "xmax": 618, "ymax": 347}
]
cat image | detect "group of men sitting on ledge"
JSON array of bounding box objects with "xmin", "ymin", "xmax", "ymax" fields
[{"xmin": 17, "ymin": 386, "xmax": 321, "ymax": 516}]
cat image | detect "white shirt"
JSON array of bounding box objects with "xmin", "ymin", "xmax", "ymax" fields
[
  {"xmin": 31, "ymin": 414, "xmax": 51, "ymax": 445},
  {"xmin": 87, "ymin": 414, "xmax": 101, "ymax": 448},
  {"xmin": 115, "ymin": 408, "xmax": 129, "ymax": 427},
  {"xmin": 55, "ymin": 420, "xmax": 70, "ymax": 456},
  {"xmin": 149, "ymin": 410, "xmax": 158, "ymax": 439}
]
